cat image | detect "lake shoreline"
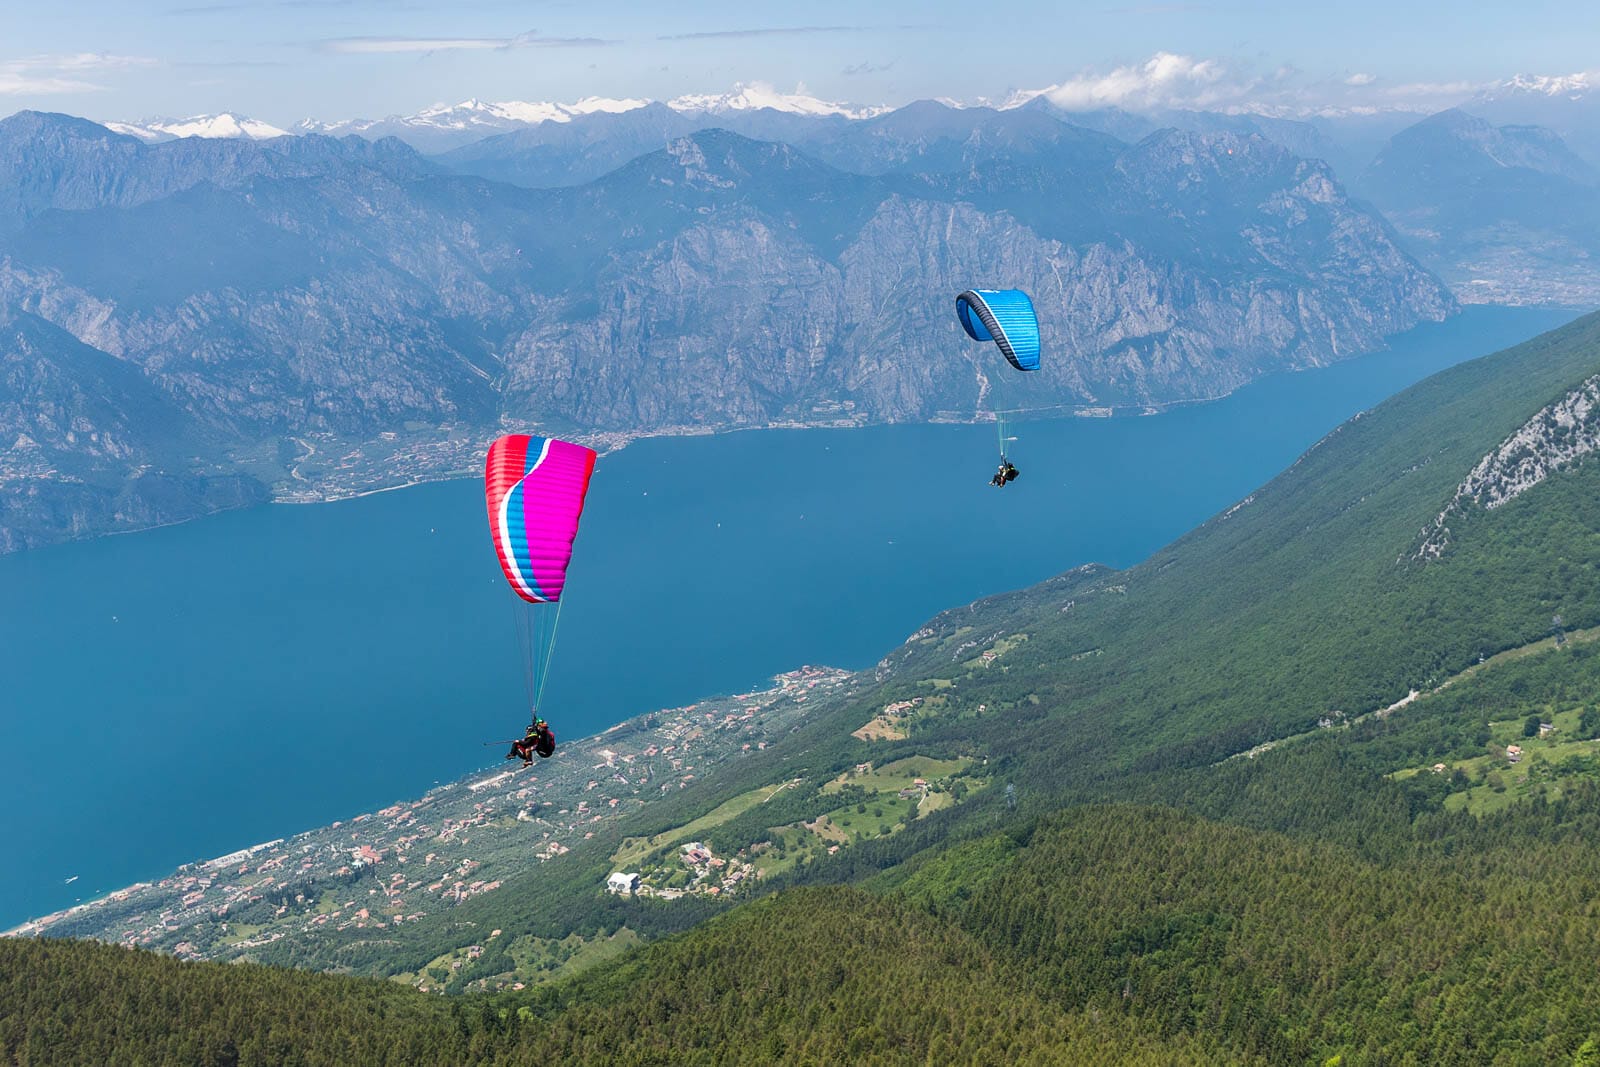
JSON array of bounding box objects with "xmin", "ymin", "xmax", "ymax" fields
[
  {"xmin": 7, "ymin": 312, "xmax": 1543, "ymax": 559},
  {"xmin": 7, "ymin": 665, "xmax": 855, "ymax": 940}
]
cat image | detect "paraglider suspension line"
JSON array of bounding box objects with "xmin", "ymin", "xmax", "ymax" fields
[
  {"xmin": 535, "ymin": 599, "xmax": 564, "ymax": 712},
  {"xmin": 513, "ymin": 601, "xmax": 537, "ymax": 710},
  {"xmin": 512, "ymin": 599, "xmax": 564, "ymax": 717}
]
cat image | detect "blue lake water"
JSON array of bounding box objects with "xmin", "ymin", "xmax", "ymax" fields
[{"xmin": 0, "ymin": 306, "xmax": 1577, "ymax": 926}]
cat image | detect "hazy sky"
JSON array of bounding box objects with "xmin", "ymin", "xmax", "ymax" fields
[{"xmin": 3, "ymin": 0, "xmax": 1599, "ymax": 125}]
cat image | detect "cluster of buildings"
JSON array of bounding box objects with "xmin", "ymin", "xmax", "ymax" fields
[
  {"xmin": 611, "ymin": 838, "xmax": 760, "ymax": 900},
  {"xmin": 17, "ymin": 666, "xmax": 856, "ymax": 971},
  {"xmin": 897, "ymin": 777, "xmax": 930, "ymax": 800},
  {"xmin": 273, "ymin": 427, "xmax": 482, "ymax": 504},
  {"xmin": 853, "ymin": 696, "xmax": 923, "ymax": 741}
]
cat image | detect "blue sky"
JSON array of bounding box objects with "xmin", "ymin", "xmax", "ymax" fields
[{"xmin": 3, "ymin": 0, "xmax": 1599, "ymax": 124}]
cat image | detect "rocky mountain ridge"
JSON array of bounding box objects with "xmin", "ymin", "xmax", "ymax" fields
[{"xmin": 0, "ymin": 112, "xmax": 1453, "ymax": 552}]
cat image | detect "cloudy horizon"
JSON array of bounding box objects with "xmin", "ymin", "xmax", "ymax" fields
[
  {"xmin": 5, "ymin": 0, "xmax": 1600, "ymax": 127},
  {"xmin": 5, "ymin": 59, "xmax": 1597, "ymax": 132}
]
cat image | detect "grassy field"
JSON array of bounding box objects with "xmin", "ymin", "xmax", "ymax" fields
[
  {"xmin": 608, "ymin": 780, "xmax": 798, "ymax": 870},
  {"xmin": 217, "ymin": 922, "xmax": 262, "ymax": 947},
  {"xmin": 1389, "ymin": 699, "xmax": 1600, "ymax": 815},
  {"xmin": 610, "ymin": 755, "xmax": 986, "ymax": 889},
  {"xmin": 960, "ymin": 633, "xmax": 1030, "ymax": 670},
  {"xmin": 503, "ymin": 927, "xmax": 643, "ymax": 985},
  {"xmin": 393, "ymin": 926, "xmax": 645, "ymax": 994}
]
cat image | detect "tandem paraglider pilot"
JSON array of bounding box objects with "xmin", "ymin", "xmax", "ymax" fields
[
  {"xmin": 990, "ymin": 459, "xmax": 1019, "ymax": 487},
  {"xmin": 507, "ymin": 718, "xmax": 556, "ymax": 766},
  {"xmin": 956, "ymin": 288, "xmax": 1039, "ymax": 493}
]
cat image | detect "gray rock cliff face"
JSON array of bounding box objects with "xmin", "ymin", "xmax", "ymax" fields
[
  {"xmin": 0, "ymin": 114, "xmax": 1454, "ymax": 551},
  {"xmin": 0, "ymin": 306, "xmax": 269, "ymax": 552},
  {"xmin": 1415, "ymin": 373, "xmax": 1600, "ymax": 561}
]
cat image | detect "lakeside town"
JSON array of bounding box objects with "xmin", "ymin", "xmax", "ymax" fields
[
  {"xmin": 265, "ymin": 416, "xmax": 871, "ymax": 507},
  {"xmin": 11, "ymin": 666, "xmax": 858, "ymax": 963}
]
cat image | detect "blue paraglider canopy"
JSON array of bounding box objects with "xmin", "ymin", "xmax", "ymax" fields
[{"xmin": 956, "ymin": 289, "xmax": 1040, "ymax": 372}]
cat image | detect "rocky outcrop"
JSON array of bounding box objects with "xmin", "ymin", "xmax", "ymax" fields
[{"xmin": 1415, "ymin": 373, "xmax": 1600, "ymax": 560}]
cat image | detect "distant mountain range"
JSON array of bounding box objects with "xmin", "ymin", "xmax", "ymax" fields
[
  {"xmin": 97, "ymin": 94, "xmax": 1387, "ymax": 171},
  {"xmin": 83, "ymin": 77, "xmax": 1600, "ymax": 315},
  {"xmin": 1467, "ymin": 72, "xmax": 1600, "ymax": 169},
  {"xmin": 11, "ymin": 72, "xmax": 1600, "ymax": 557},
  {"xmin": 105, "ymin": 86, "xmax": 893, "ymax": 155},
  {"xmin": 0, "ymin": 107, "xmax": 1452, "ymax": 552},
  {"xmin": 104, "ymin": 114, "xmax": 291, "ymax": 143},
  {"xmin": 1357, "ymin": 108, "xmax": 1600, "ymax": 306},
  {"xmin": 95, "ymin": 71, "xmax": 1600, "ymax": 163}
]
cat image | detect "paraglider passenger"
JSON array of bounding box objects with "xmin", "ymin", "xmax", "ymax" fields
[
  {"xmin": 991, "ymin": 459, "xmax": 1019, "ymax": 487},
  {"xmin": 507, "ymin": 718, "xmax": 556, "ymax": 765}
]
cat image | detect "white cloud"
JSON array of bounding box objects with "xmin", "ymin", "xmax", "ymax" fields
[
  {"xmin": 0, "ymin": 72, "xmax": 99, "ymax": 95},
  {"xmin": 1005, "ymin": 52, "xmax": 1493, "ymax": 117},
  {"xmin": 1380, "ymin": 79, "xmax": 1478, "ymax": 98},
  {"xmin": 1011, "ymin": 52, "xmax": 1255, "ymax": 112},
  {"xmin": 323, "ymin": 31, "xmax": 609, "ymax": 54},
  {"xmin": 657, "ymin": 26, "xmax": 859, "ymax": 41},
  {"xmin": 0, "ymin": 53, "xmax": 156, "ymax": 95}
]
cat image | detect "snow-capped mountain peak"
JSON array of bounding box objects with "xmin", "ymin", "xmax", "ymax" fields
[
  {"xmin": 567, "ymin": 96, "xmax": 653, "ymax": 117},
  {"xmin": 1489, "ymin": 72, "xmax": 1600, "ymax": 99},
  {"xmin": 284, "ymin": 86, "xmax": 885, "ymax": 151},
  {"xmin": 415, "ymin": 97, "xmax": 574, "ymax": 126},
  {"xmin": 666, "ymin": 82, "xmax": 888, "ymax": 120},
  {"xmin": 103, "ymin": 113, "xmax": 289, "ymax": 142},
  {"xmin": 296, "ymin": 96, "xmax": 653, "ymax": 145}
]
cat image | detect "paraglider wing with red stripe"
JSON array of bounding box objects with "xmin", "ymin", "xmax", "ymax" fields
[{"xmin": 485, "ymin": 434, "xmax": 597, "ymax": 604}]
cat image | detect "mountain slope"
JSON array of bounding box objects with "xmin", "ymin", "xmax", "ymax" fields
[
  {"xmin": 0, "ymin": 308, "xmax": 265, "ymax": 552},
  {"xmin": 1358, "ymin": 108, "xmax": 1600, "ymax": 305},
  {"xmin": 873, "ymin": 310, "xmax": 1600, "ymax": 778},
  {"xmin": 546, "ymin": 308, "xmax": 1600, "ymax": 1063},
  {"xmin": 1, "ymin": 114, "xmax": 1451, "ymax": 551},
  {"xmin": 2, "ymin": 891, "xmax": 1223, "ymax": 1065},
  {"xmin": 511, "ymin": 887, "xmax": 1219, "ymax": 1064},
  {"xmin": 917, "ymin": 802, "xmax": 1600, "ymax": 1063}
]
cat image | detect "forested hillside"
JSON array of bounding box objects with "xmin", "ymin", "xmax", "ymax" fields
[{"xmin": 1, "ymin": 900, "xmax": 1218, "ymax": 1065}]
